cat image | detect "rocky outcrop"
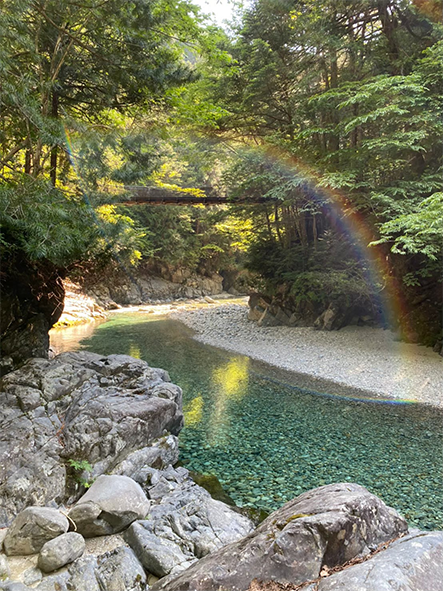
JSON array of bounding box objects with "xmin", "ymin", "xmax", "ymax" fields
[
  {"xmin": 0, "ymin": 352, "xmax": 183, "ymax": 527},
  {"xmin": 248, "ymin": 530, "xmax": 443, "ymax": 591},
  {"xmin": 55, "ymin": 280, "xmax": 106, "ymax": 327},
  {"xmin": 40, "ymin": 546, "xmax": 147, "ymax": 591},
  {"xmin": 74, "ymin": 264, "xmax": 224, "ymax": 311},
  {"xmin": 125, "ymin": 466, "xmax": 254, "ymax": 578},
  {"xmin": 315, "ymin": 530, "xmax": 443, "ymax": 591},
  {"xmin": 0, "ymin": 259, "xmax": 64, "ymax": 376},
  {"xmin": 151, "ymin": 483, "xmax": 408, "ymax": 590},
  {"xmin": 248, "ymin": 291, "xmax": 380, "ymax": 332},
  {"xmin": 0, "ymin": 468, "xmax": 255, "ymax": 590}
]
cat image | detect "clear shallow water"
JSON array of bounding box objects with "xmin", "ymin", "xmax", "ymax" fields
[{"xmin": 50, "ymin": 312, "xmax": 443, "ymax": 530}]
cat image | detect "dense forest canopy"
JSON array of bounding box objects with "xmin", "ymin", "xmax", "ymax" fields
[{"xmin": 1, "ymin": 0, "xmax": 442, "ymax": 367}]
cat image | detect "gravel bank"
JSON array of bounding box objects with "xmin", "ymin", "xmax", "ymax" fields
[{"xmin": 172, "ymin": 301, "xmax": 443, "ymax": 408}]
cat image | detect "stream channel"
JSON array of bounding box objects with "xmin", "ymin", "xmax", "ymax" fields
[{"xmin": 50, "ymin": 310, "xmax": 443, "ymax": 531}]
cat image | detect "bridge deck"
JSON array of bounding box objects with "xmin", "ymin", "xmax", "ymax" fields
[{"xmin": 122, "ymin": 186, "xmax": 266, "ymax": 205}]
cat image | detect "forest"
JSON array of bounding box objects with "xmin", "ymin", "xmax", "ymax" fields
[{"xmin": 1, "ymin": 0, "xmax": 442, "ymax": 362}]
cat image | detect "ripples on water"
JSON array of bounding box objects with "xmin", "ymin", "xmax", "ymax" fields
[{"xmin": 50, "ymin": 312, "xmax": 443, "ymax": 530}]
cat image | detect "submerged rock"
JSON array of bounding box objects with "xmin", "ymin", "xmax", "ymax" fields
[
  {"xmin": 3, "ymin": 508, "xmax": 68, "ymax": 556},
  {"xmin": 0, "ymin": 352, "xmax": 183, "ymax": 526},
  {"xmin": 69, "ymin": 475, "xmax": 150, "ymax": 537},
  {"xmin": 152, "ymin": 482, "xmax": 408, "ymax": 591}
]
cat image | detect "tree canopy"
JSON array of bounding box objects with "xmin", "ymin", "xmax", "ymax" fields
[{"xmin": 1, "ymin": 0, "xmax": 442, "ymax": 345}]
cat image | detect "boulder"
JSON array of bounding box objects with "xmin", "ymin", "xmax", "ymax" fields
[
  {"xmin": 22, "ymin": 567, "xmax": 41, "ymax": 586},
  {"xmin": 69, "ymin": 475, "xmax": 150, "ymax": 537},
  {"xmin": 3, "ymin": 508, "xmax": 68, "ymax": 556},
  {"xmin": 38, "ymin": 532, "xmax": 85, "ymax": 573},
  {"xmin": 0, "ymin": 352, "xmax": 183, "ymax": 526},
  {"xmin": 151, "ymin": 483, "xmax": 408, "ymax": 591},
  {"xmin": 66, "ymin": 555, "xmax": 100, "ymax": 591},
  {"xmin": 95, "ymin": 546, "xmax": 147, "ymax": 591},
  {"xmin": 316, "ymin": 530, "xmax": 443, "ymax": 591},
  {"xmin": 257, "ymin": 309, "xmax": 279, "ymax": 327},
  {"xmin": 0, "ymin": 583, "xmax": 31, "ymax": 591},
  {"xmin": 111, "ymin": 435, "xmax": 179, "ymax": 481},
  {"xmin": 126, "ymin": 466, "xmax": 254, "ymax": 578},
  {"xmin": 63, "ymin": 547, "xmax": 146, "ymax": 591},
  {"xmin": 314, "ymin": 304, "xmax": 345, "ymax": 331},
  {"xmin": 35, "ymin": 572, "xmax": 70, "ymax": 591}
]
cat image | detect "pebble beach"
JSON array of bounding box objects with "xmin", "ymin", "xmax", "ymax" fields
[{"xmin": 172, "ymin": 300, "xmax": 443, "ymax": 408}]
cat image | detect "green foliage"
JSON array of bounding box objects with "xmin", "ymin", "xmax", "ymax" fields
[
  {"xmin": 289, "ymin": 271, "xmax": 373, "ymax": 309},
  {"xmin": 67, "ymin": 458, "xmax": 93, "ymax": 489},
  {"xmin": 127, "ymin": 204, "xmax": 249, "ymax": 275},
  {"xmin": 67, "ymin": 459, "xmax": 92, "ymax": 473},
  {"xmin": 0, "ymin": 0, "xmax": 204, "ymax": 271},
  {"xmin": 0, "ymin": 179, "xmax": 97, "ymax": 266},
  {"xmin": 373, "ymin": 192, "xmax": 443, "ymax": 261},
  {"xmin": 194, "ymin": 0, "xmax": 442, "ymax": 329}
]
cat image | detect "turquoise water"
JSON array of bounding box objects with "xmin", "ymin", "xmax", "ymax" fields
[{"xmin": 51, "ymin": 312, "xmax": 443, "ymax": 530}]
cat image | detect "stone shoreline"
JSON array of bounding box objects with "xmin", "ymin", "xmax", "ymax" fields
[{"xmin": 171, "ymin": 300, "xmax": 443, "ymax": 408}]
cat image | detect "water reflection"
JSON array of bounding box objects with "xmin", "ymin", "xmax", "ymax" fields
[{"xmin": 184, "ymin": 395, "xmax": 204, "ymax": 426}]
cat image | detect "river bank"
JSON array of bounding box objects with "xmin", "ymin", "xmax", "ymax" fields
[{"xmin": 170, "ymin": 301, "xmax": 443, "ymax": 408}]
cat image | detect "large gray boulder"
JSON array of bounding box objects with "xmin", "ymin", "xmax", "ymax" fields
[
  {"xmin": 68, "ymin": 475, "xmax": 150, "ymax": 537},
  {"xmin": 316, "ymin": 530, "xmax": 443, "ymax": 591},
  {"xmin": 3, "ymin": 507, "xmax": 68, "ymax": 556},
  {"xmin": 63, "ymin": 547, "xmax": 146, "ymax": 591},
  {"xmin": 38, "ymin": 532, "xmax": 85, "ymax": 572},
  {"xmin": 152, "ymin": 483, "xmax": 408, "ymax": 591},
  {"xmin": 125, "ymin": 466, "xmax": 254, "ymax": 578},
  {"xmin": 95, "ymin": 546, "xmax": 147, "ymax": 591},
  {"xmin": 0, "ymin": 352, "xmax": 183, "ymax": 526}
]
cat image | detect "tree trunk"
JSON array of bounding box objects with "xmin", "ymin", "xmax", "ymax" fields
[
  {"xmin": 50, "ymin": 91, "xmax": 59, "ymax": 186},
  {"xmin": 377, "ymin": 0, "xmax": 400, "ymax": 71}
]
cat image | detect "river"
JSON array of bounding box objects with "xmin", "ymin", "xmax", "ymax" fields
[{"xmin": 50, "ymin": 310, "xmax": 443, "ymax": 530}]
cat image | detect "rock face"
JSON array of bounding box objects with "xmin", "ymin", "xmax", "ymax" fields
[
  {"xmin": 152, "ymin": 483, "xmax": 408, "ymax": 591},
  {"xmin": 3, "ymin": 508, "xmax": 68, "ymax": 556},
  {"xmin": 69, "ymin": 475, "xmax": 150, "ymax": 537},
  {"xmin": 55, "ymin": 280, "xmax": 106, "ymax": 327},
  {"xmin": 0, "ymin": 352, "xmax": 183, "ymax": 527},
  {"xmin": 248, "ymin": 291, "xmax": 380, "ymax": 332},
  {"xmin": 70, "ymin": 264, "xmax": 224, "ymax": 313},
  {"xmin": 313, "ymin": 530, "xmax": 443, "ymax": 591},
  {"xmin": 47, "ymin": 546, "xmax": 147, "ymax": 591},
  {"xmin": 0, "ymin": 261, "xmax": 65, "ymax": 376},
  {"xmin": 38, "ymin": 532, "xmax": 85, "ymax": 573},
  {"xmin": 125, "ymin": 466, "xmax": 254, "ymax": 578}
]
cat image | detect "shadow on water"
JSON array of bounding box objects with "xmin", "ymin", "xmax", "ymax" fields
[{"xmin": 51, "ymin": 312, "xmax": 443, "ymax": 530}]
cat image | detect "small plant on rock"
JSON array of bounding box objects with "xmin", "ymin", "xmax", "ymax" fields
[{"xmin": 67, "ymin": 459, "xmax": 93, "ymax": 489}]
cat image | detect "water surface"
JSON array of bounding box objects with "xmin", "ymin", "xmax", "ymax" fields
[{"xmin": 50, "ymin": 311, "xmax": 443, "ymax": 530}]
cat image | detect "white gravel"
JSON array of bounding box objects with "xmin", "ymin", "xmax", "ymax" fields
[{"xmin": 171, "ymin": 301, "xmax": 443, "ymax": 408}]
